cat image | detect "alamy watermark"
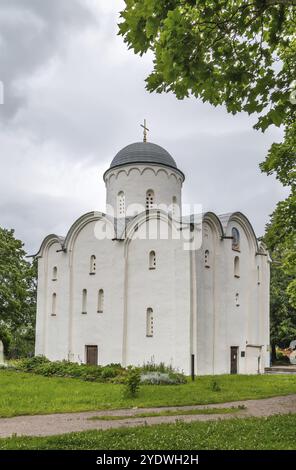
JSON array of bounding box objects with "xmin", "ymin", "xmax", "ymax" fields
[{"xmin": 94, "ymin": 203, "xmax": 203, "ymax": 251}]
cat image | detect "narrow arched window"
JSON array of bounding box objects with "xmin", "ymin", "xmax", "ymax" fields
[
  {"xmin": 146, "ymin": 308, "xmax": 154, "ymax": 337},
  {"xmin": 149, "ymin": 250, "xmax": 156, "ymax": 270},
  {"xmin": 52, "ymin": 266, "xmax": 57, "ymax": 281},
  {"xmin": 234, "ymin": 256, "xmax": 240, "ymax": 278},
  {"xmin": 82, "ymin": 289, "xmax": 87, "ymax": 314},
  {"xmin": 98, "ymin": 289, "xmax": 104, "ymax": 313},
  {"xmin": 172, "ymin": 196, "xmax": 177, "ymax": 217},
  {"xmin": 257, "ymin": 266, "xmax": 260, "ymax": 285},
  {"xmin": 117, "ymin": 191, "xmax": 125, "ymax": 217},
  {"xmin": 232, "ymin": 227, "xmax": 240, "ymax": 251},
  {"xmin": 146, "ymin": 189, "xmax": 154, "ymax": 210},
  {"xmin": 204, "ymin": 250, "xmax": 210, "ymax": 268},
  {"xmin": 90, "ymin": 255, "xmax": 96, "ymax": 275},
  {"xmin": 51, "ymin": 293, "xmax": 57, "ymax": 316}
]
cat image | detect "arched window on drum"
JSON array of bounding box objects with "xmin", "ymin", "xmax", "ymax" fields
[
  {"xmin": 146, "ymin": 190, "xmax": 154, "ymax": 210},
  {"xmin": 117, "ymin": 191, "xmax": 125, "ymax": 217}
]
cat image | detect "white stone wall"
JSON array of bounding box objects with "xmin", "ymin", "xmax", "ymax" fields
[
  {"xmin": 195, "ymin": 220, "xmax": 221, "ymax": 375},
  {"xmin": 123, "ymin": 217, "xmax": 191, "ymax": 372},
  {"xmin": 35, "ymin": 240, "xmax": 70, "ymax": 360},
  {"xmin": 194, "ymin": 216, "xmax": 270, "ymax": 375},
  {"xmin": 69, "ymin": 219, "xmax": 124, "ymax": 365}
]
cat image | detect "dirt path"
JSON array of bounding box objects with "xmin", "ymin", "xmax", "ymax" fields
[{"xmin": 1, "ymin": 394, "xmax": 296, "ymax": 438}]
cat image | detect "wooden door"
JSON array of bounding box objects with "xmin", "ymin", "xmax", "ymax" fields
[
  {"xmin": 86, "ymin": 345, "xmax": 98, "ymax": 365},
  {"xmin": 230, "ymin": 346, "xmax": 238, "ymax": 374}
]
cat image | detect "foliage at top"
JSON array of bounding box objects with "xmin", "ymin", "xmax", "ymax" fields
[{"xmin": 119, "ymin": 0, "xmax": 296, "ymax": 130}]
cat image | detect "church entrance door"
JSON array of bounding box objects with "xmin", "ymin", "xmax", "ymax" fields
[
  {"xmin": 230, "ymin": 346, "xmax": 238, "ymax": 374},
  {"xmin": 86, "ymin": 345, "xmax": 98, "ymax": 365}
]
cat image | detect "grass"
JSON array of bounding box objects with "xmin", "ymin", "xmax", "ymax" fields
[
  {"xmin": 1, "ymin": 369, "xmax": 296, "ymax": 418},
  {"xmin": 88, "ymin": 406, "xmax": 244, "ymax": 421},
  {"xmin": 0, "ymin": 414, "xmax": 296, "ymax": 450}
]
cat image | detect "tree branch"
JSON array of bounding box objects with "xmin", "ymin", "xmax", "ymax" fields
[{"xmin": 265, "ymin": 0, "xmax": 296, "ymax": 5}]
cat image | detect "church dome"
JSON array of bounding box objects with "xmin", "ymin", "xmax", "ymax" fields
[{"xmin": 109, "ymin": 142, "xmax": 178, "ymax": 170}]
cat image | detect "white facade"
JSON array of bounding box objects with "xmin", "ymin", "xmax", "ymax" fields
[{"xmin": 35, "ymin": 141, "xmax": 270, "ymax": 375}]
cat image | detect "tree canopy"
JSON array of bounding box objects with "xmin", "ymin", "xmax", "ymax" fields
[{"xmin": 119, "ymin": 0, "xmax": 296, "ymax": 130}]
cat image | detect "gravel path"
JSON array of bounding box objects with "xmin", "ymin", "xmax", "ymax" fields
[{"xmin": 1, "ymin": 394, "xmax": 296, "ymax": 438}]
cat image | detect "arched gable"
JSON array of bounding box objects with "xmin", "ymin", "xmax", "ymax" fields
[
  {"xmin": 223, "ymin": 212, "xmax": 259, "ymax": 253},
  {"xmin": 202, "ymin": 212, "xmax": 224, "ymax": 240},
  {"xmin": 34, "ymin": 234, "xmax": 64, "ymax": 259},
  {"xmin": 124, "ymin": 209, "xmax": 178, "ymax": 254},
  {"xmin": 63, "ymin": 211, "xmax": 115, "ymax": 252},
  {"xmin": 257, "ymin": 240, "xmax": 271, "ymax": 262}
]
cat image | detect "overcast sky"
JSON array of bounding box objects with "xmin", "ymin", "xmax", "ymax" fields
[{"xmin": 0, "ymin": 0, "xmax": 289, "ymax": 254}]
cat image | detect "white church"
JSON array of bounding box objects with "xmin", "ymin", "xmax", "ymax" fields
[{"xmin": 35, "ymin": 131, "xmax": 270, "ymax": 375}]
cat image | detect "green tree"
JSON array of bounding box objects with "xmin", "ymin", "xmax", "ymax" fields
[
  {"xmin": 0, "ymin": 227, "xmax": 36, "ymax": 357},
  {"xmin": 119, "ymin": 0, "xmax": 296, "ymax": 305},
  {"xmin": 261, "ymin": 121, "xmax": 296, "ymax": 308},
  {"xmin": 123, "ymin": 367, "xmax": 141, "ymax": 398},
  {"xmin": 268, "ymin": 263, "xmax": 296, "ymax": 360},
  {"xmin": 119, "ymin": 0, "xmax": 296, "ymax": 130}
]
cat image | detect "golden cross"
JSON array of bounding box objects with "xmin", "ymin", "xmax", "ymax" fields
[{"xmin": 140, "ymin": 119, "xmax": 149, "ymax": 143}]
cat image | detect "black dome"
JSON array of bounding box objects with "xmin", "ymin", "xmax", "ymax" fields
[{"xmin": 109, "ymin": 142, "xmax": 177, "ymax": 170}]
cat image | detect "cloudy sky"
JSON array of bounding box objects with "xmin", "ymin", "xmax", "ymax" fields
[{"xmin": 0, "ymin": 0, "xmax": 289, "ymax": 254}]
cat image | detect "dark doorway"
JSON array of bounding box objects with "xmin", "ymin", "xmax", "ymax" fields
[
  {"xmin": 86, "ymin": 345, "xmax": 98, "ymax": 365},
  {"xmin": 230, "ymin": 346, "xmax": 238, "ymax": 374}
]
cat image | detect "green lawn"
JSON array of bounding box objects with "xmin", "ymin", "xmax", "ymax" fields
[
  {"xmin": 0, "ymin": 414, "xmax": 295, "ymax": 450},
  {"xmin": 1, "ymin": 369, "xmax": 296, "ymax": 418}
]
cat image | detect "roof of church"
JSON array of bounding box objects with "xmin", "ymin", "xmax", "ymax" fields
[
  {"xmin": 109, "ymin": 141, "xmax": 178, "ymax": 170},
  {"xmin": 32, "ymin": 210, "xmax": 267, "ymax": 258}
]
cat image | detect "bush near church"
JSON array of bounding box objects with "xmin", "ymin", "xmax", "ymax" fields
[{"xmin": 12, "ymin": 356, "xmax": 186, "ymax": 385}]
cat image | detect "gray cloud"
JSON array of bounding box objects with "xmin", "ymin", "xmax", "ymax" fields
[
  {"xmin": 0, "ymin": 194, "xmax": 85, "ymax": 255},
  {"xmin": 174, "ymin": 129, "xmax": 289, "ymax": 237},
  {"xmin": 0, "ymin": 0, "xmax": 94, "ymax": 118},
  {"xmin": 0, "ymin": 0, "xmax": 288, "ymax": 254}
]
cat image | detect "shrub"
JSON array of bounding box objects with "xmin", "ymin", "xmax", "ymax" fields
[
  {"xmin": 16, "ymin": 355, "xmax": 49, "ymax": 372},
  {"xmin": 275, "ymin": 351, "xmax": 290, "ymax": 364},
  {"xmin": 13, "ymin": 357, "xmax": 186, "ymax": 386},
  {"xmin": 123, "ymin": 367, "xmax": 141, "ymax": 398},
  {"xmin": 14, "ymin": 357, "xmax": 127, "ymax": 383},
  {"xmin": 140, "ymin": 371, "xmax": 186, "ymax": 385},
  {"xmin": 141, "ymin": 362, "xmax": 174, "ymax": 373},
  {"xmin": 101, "ymin": 366, "xmax": 119, "ymax": 380},
  {"xmin": 211, "ymin": 380, "xmax": 221, "ymax": 392}
]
